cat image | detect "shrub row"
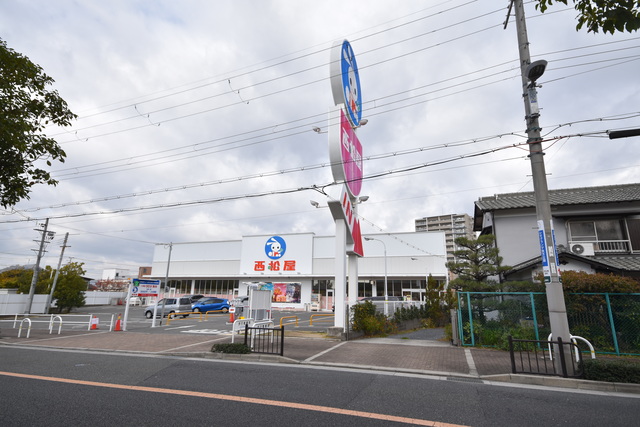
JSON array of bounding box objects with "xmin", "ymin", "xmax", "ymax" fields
[
  {"xmin": 582, "ymin": 358, "xmax": 640, "ymax": 383},
  {"xmin": 351, "ymin": 301, "xmax": 449, "ymax": 336},
  {"xmin": 211, "ymin": 343, "xmax": 251, "ymax": 354}
]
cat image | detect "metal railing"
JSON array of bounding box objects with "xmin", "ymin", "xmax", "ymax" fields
[
  {"xmin": 457, "ymin": 291, "xmax": 640, "ymax": 356},
  {"xmin": 309, "ymin": 313, "xmax": 334, "ymax": 325},
  {"xmin": 244, "ymin": 324, "xmax": 284, "ymax": 356},
  {"xmin": 595, "ymin": 240, "xmax": 630, "ymax": 253},
  {"xmin": 508, "ymin": 336, "xmax": 583, "ymax": 378},
  {"xmin": 4, "ymin": 314, "xmax": 103, "ymax": 336},
  {"xmin": 279, "ymin": 316, "xmax": 298, "ymax": 328}
]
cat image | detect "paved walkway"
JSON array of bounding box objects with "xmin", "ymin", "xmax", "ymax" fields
[{"xmin": 1, "ymin": 324, "xmax": 638, "ymax": 395}]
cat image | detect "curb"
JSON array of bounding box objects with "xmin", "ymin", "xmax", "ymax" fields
[{"xmin": 483, "ymin": 373, "xmax": 640, "ymax": 395}]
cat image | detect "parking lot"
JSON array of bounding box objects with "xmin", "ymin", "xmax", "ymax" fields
[{"xmin": 57, "ymin": 304, "xmax": 337, "ymax": 335}]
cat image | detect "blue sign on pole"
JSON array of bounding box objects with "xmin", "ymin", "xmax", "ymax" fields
[{"xmin": 538, "ymin": 220, "xmax": 551, "ymax": 283}]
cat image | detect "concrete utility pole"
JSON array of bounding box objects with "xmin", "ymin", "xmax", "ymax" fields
[
  {"xmin": 510, "ymin": 0, "xmax": 573, "ymax": 371},
  {"xmin": 25, "ymin": 218, "xmax": 54, "ymax": 314},
  {"xmin": 45, "ymin": 232, "xmax": 70, "ymax": 313},
  {"xmin": 153, "ymin": 242, "xmax": 172, "ymax": 327}
]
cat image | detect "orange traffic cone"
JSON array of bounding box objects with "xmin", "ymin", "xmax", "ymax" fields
[
  {"xmin": 90, "ymin": 315, "xmax": 99, "ymax": 330},
  {"xmin": 114, "ymin": 314, "xmax": 122, "ymax": 331},
  {"xmin": 229, "ymin": 311, "xmax": 235, "ymax": 323}
]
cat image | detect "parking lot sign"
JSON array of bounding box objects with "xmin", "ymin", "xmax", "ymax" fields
[{"xmin": 132, "ymin": 279, "xmax": 160, "ymax": 297}]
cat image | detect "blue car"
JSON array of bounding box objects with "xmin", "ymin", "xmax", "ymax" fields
[{"xmin": 191, "ymin": 297, "xmax": 230, "ymax": 313}]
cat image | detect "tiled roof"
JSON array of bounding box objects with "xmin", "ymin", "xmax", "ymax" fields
[
  {"xmin": 475, "ymin": 183, "xmax": 640, "ymax": 211},
  {"xmin": 505, "ymin": 251, "xmax": 640, "ymax": 276},
  {"xmin": 591, "ymin": 255, "xmax": 640, "ymax": 271}
]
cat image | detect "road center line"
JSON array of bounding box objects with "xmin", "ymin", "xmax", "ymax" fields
[{"xmin": 0, "ymin": 370, "xmax": 467, "ymax": 426}]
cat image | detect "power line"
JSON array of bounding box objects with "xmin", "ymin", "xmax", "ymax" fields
[{"xmin": 4, "ymin": 109, "xmax": 637, "ymax": 219}]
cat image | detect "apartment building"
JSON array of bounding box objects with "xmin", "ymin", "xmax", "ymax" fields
[{"xmin": 415, "ymin": 213, "xmax": 475, "ymax": 262}]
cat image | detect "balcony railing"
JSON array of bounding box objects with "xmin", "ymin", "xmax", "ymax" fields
[{"xmin": 595, "ymin": 240, "xmax": 630, "ymax": 253}]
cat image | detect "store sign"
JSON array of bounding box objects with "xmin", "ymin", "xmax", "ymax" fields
[
  {"xmin": 330, "ymin": 39, "xmax": 362, "ymax": 127},
  {"xmin": 339, "ymin": 187, "xmax": 364, "ymax": 256},
  {"xmin": 265, "ymin": 236, "xmax": 286, "ymax": 259},
  {"xmin": 240, "ymin": 234, "xmax": 313, "ymax": 275},
  {"xmin": 329, "ymin": 108, "xmax": 363, "ymax": 197},
  {"xmin": 327, "ymin": 39, "xmax": 365, "ymax": 257},
  {"xmin": 131, "ymin": 279, "xmax": 160, "ymax": 297}
]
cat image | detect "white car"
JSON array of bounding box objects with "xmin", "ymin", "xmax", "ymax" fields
[
  {"xmin": 127, "ymin": 296, "xmax": 142, "ymax": 306},
  {"xmin": 144, "ymin": 297, "xmax": 192, "ymax": 318}
]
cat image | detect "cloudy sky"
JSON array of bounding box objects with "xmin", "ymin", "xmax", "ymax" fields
[{"xmin": 1, "ymin": 0, "xmax": 639, "ymax": 279}]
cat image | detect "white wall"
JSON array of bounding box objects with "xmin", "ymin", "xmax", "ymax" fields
[
  {"xmin": 149, "ymin": 231, "xmax": 448, "ymax": 279},
  {"xmin": 0, "ymin": 294, "xmax": 47, "ymax": 315},
  {"xmin": 0, "ymin": 291, "xmax": 127, "ymax": 315}
]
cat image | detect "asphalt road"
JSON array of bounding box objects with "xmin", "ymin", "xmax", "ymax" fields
[{"xmin": 1, "ymin": 345, "xmax": 638, "ymax": 426}]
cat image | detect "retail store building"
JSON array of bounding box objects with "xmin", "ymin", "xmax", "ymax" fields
[{"xmin": 150, "ymin": 231, "xmax": 447, "ymax": 310}]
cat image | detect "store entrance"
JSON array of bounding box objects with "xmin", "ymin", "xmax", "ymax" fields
[{"xmin": 403, "ymin": 289, "xmax": 425, "ymax": 302}]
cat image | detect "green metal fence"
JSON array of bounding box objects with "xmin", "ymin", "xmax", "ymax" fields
[{"xmin": 457, "ymin": 291, "xmax": 640, "ymax": 356}]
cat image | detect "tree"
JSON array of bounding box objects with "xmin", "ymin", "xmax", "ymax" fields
[
  {"xmin": 52, "ymin": 262, "xmax": 87, "ymax": 313},
  {"xmin": 0, "ymin": 263, "xmax": 86, "ymax": 312},
  {"xmin": 0, "ymin": 265, "xmax": 51, "ymax": 294},
  {"xmin": 0, "ymin": 267, "xmax": 32, "ymax": 290},
  {"xmin": 447, "ymin": 235, "xmax": 513, "ymax": 326},
  {"xmin": 535, "ymin": 0, "xmax": 640, "ymax": 34},
  {"xmin": 0, "ymin": 38, "xmax": 76, "ymax": 208},
  {"xmin": 446, "ymin": 234, "xmax": 511, "ymax": 291}
]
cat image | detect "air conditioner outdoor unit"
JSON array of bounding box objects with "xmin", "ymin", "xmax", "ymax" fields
[{"xmin": 570, "ymin": 243, "xmax": 595, "ymax": 256}]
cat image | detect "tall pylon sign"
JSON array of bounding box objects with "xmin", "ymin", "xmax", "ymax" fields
[
  {"xmin": 327, "ymin": 39, "xmax": 365, "ymax": 331},
  {"xmin": 329, "ymin": 39, "xmax": 364, "ymax": 257}
]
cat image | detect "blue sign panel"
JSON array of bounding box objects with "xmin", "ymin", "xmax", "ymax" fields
[{"xmin": 330, "ymin": 40, "xmax": 362, "ymax": 127}]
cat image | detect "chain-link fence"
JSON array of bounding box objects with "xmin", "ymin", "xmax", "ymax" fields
[{"xmin": 457, "ymin": 292, "xmax": 640, "ymax": 356}]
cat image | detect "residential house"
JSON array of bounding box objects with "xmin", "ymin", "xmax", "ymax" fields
[{"xmin": 473, "ymin": 183, "xmax": 640, "ymax": 281}]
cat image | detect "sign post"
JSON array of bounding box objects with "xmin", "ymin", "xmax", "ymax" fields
[{"xmin": 126, "ymin": 278, "xmax": 160, "ymax": 329}]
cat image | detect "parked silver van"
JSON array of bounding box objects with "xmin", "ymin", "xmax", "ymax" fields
[{"xmin": 144, "ymin": 297, "xmax": 192, "ymax": 318}]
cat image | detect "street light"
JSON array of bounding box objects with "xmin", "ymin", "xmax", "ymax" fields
[{"xmin": 364, "ymin": 237, "xmax": 388, "ymax": 316}]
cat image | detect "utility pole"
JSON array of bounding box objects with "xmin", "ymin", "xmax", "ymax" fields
[
  {"xmin": 153, "ymin": 242, "xmax": 172, "ymax": 327},
  {"xmin": 45, "ymin": 232, "xmax": 70, "ymax": 313},
  {"xmin": 25, "ymin": 218, "xmax": 55, "ymax": 314},
  {"xmin": 509, "ymin": 0, "xmax": 573, "ymax": 371}
]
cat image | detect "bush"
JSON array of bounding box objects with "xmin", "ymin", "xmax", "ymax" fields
[
  {"xmin": 351, "ymin": 301, "xmax": 396, "ymax": 336},
  {"xmin": 582, "ymin": 358, "xmax": 640, "ymax": 383},
  {"xmin": 211, "ymin": 343, "xmax": 251, "ymax": 354},
  {"xmin": 473, "ymin": 322, "xmax": 536, "ymax": 350}
]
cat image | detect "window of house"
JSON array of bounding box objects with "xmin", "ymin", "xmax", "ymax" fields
[
  {"xmin": 627, "ymin": 218, "xmax": 640, "ymax": 251},
  {"xmin": 569, "ymin": 219, "xmax": 625, "ymax": 242}
]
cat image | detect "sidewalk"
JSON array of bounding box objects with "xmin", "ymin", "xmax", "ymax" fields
[{"xmin": 1, "ymin": 325, "xmax": 639, "ymax": 395}]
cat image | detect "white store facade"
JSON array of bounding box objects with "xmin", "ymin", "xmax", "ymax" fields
[{"xmin": 149, "ymin": 231, "xmax": 447, "ymax": 311}]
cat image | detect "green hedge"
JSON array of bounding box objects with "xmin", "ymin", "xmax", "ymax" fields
[
  {"xmin": 211, "ymin": 343, "xmax": 251, "ymax": 354},
  {"xmin": 582, "ymin": 358, "xmax": 640, "ymax": 383}
]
